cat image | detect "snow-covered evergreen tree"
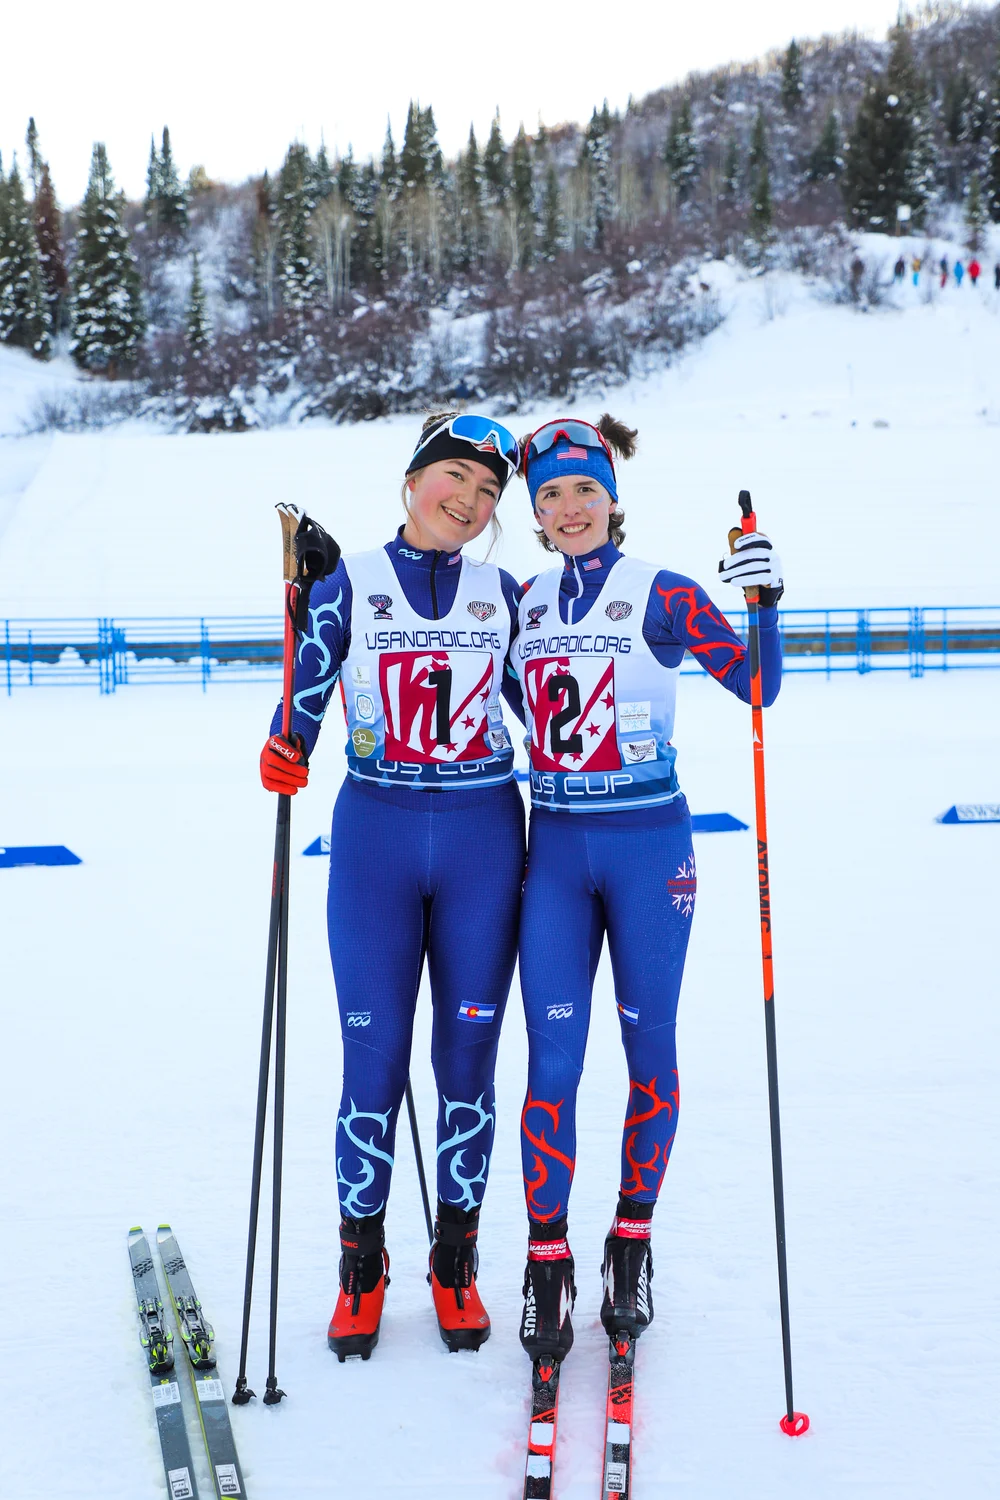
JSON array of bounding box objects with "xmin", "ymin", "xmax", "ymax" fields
[
  {"xmin": 70, "ymin": 144, "xmax": 144, "ymax": 372},
  {"xmin": 581, "ymin": 102, "xmax": 615, "ymax": 249},
  {"xmin": 456, "ymin": 125, "xmax": 484, "ymax": 267},
  {"xmin": 144, "ymin": 137, "xmax": 162, "ymax": 232},
  {"xmin": 539, "ymin": 161, "xmax": 563, "ymax": 260},
  {"xmin": 750, "ymin": 148, "xmax": 773, "ymax": 238},
  {"xmin": 312, "ymin": 142, "xmax": 334, "ymax": 202},
  {"xmin": 157, "ymin": 127, "xmax": 189, "ymax": 232},
  {"xmin": 483, "ymin": 111, "xmax": 509, "ymax": 207},
  {"xmin": 781, "ymin": 40, "xmax": 804, "ymax": 113},
  {"xmin": 276, "ymin": 142, "xmax": 319, "ymax": 313},
  {"xmin": 964, "ymin": 170, "xmax": 986, "ymax": 251},
  {"xmin": 987, "ymin": 58, "xmax": 1000, "ymax": 223},
  {"xmin": 664, "ymin": 99, "xmax": 698, "ymax": 203},
  {"xmin": 0, "ymin": 161, "xmax": 51, "ymax": 358},
  {"xmin": 842, "ymin": 80, "xmax": 911, "ymax": 229},
  {"xmin": 25, "ymin": 118, "xmax": 43, "ymax": 197},
  {"xmin": 809, "ymin": 109, "xmax": 842, "ymax": 181},
  {"xmin": 721, "ymin": 136, "xmax": 740, "ymax": 198},
  {"xmin": 185, "ymin": 251, "xmax": 210, "ymax": 352},
  {"xmin": 510, "ymin": 124, "xmax": 536, "ymax": 269},
  {"xmin": 34, "ymin": 162, "xmax": 68, "ymax": 332}
]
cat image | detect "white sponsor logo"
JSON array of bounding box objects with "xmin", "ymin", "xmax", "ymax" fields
[
  {"xmin": 489, "ymin": 728, "xmax": 507, "ymax": 750},
  {"xmin": 468, "ymin": 601, "xmax": 497, "ymax": 621},
  {"xmin": 622, "ymin": 738, "xmax": 656, "ymax": 764},
  {"xmin": 355, "ymin": 693, "xmax": 375, "ymax": 722},
  {"xmin": 398, "ymin": 548, "xmax": 423, "ymax": 560},
  {"xmin": 605, "ymin": 1460, "xmax": 628, "ymax": 1492},
  {"xmin": 347, "ymin": 1012, "xmax": 372, "ymax": 1028},
  {"xmin": 617, "ymin": 701, "xmax": 651, "ymax": 733},
  {"xmin": 546, "ymin": 1004, "xmax": 573, "ymax": 1020},
  {"xmin": 636, "ymin": 1257, "xmax": 651, "ymax": 1322},
  {"xmin": 522, "ymin": 1282, "xmax": 537, "ymax": 1336},
  {"xmin": 350, "ymin": 663, "xmax": 371, "ymax": 689},
  {"xmin": 167, "ymin": 1471, "xmax": 194, "ymax": 1500},
  {"xmin": 215, "ymin": 1464, "xmax": 242, "ymax": 1496}
]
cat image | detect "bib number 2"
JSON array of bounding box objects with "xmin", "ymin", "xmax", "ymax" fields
[{"xmin": 548, "ymin": 674, "xmax": 583, "ymax": 756}]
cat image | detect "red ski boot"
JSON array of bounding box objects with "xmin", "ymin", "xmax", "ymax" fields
[
  {"xmin": 428, "ymin": 1203, "xmax": 491, "ymax": 1352},
  {"xmin": 328, "ymin": 1214, "xmax": 390, "ymax": 1361}
]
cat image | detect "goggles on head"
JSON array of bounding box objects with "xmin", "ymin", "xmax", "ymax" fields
[
  {"xmin": 522, "ymin": 419, "xmax": 615, "ymax": 477},
  {"xmin": 410, "ymin": 414, "xmax": 521, "ymax": 483}
]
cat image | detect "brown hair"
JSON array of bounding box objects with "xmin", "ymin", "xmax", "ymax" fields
[
  {"xmin": 521, "ymin": 413, "xmax": 638, "ymax": 553},
  {"xmin": 400, "ymin": 410, "xmax": 503, "ymax": 558}
]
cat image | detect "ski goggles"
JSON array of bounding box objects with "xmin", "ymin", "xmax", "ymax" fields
[
  {"xmin": 522, "ymin": 419, "xmax": 615, "ymax": 477},
  {"xmin": 409, "ymin": 414, "xmax": 521, "ymax": 481}
]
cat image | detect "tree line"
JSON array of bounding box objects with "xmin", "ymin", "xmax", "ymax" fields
[{"xmin": 1, "ymin": 8, "xmax": 999, "ymax": 389}]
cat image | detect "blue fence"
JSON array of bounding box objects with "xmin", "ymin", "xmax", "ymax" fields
[{"xmin": 3, "ymin": 606, "xmax": 999, "ymax": 693}]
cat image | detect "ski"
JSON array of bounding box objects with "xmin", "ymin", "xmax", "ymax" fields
[
  {"xmin": 601, "ymin": 1334, "xmax": 635, "ymax": 1499},
  {"xmin": 522, "ymin": 1357, "xmax": 562, "ymax": 1500},
  {"xmin": 128, "ymin": 1226, "xmax": 201, "ymax": 1500},
  {"xmin": 157, "ymin": 1224, "xmax": 248, "ymax": 1499}
]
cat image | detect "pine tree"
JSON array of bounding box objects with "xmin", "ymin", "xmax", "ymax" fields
[
  {"xmin": 0, "ymin": 162, "xmax": 52, "ymax": 358},
  {"xmin": 781, "ymin": 40, "xmax": 804, "ymax": 113},
  {"xmin": 943, "ymin": 69, "xmax": 971, "ymax": 145},
  {"xmin": 25, "ymin": 118, "xmax": 43, "ymax": 197},
  {"xmin": 510, "ymin": 124, "xmax": 536, "ymax": 268},
  {"xmin": 581, "ymin": 102, "xmax": 615, "ymax": 249},
  {"xmin": 664, "ymin": 98, "xmax": 698, "ymax": 203},
  {"xmin": 539, "ymin": 162, "xmax": 563, "ymax": 260},
  {"xmin": 842, "ymin": 78, "xmax": 911, "ymax": 229},
  {"xmin": 721, "ymin": 136, "xmax": 740, "ymax": 198},
  {"xmin": 965, "ymin": 171, "xmax": 986, "ymax": 252},
  {"xmin": 312, "ymin": 141, "xmax": 334, "ymax": 202},
  {"xmin": 253, "ymin": 172, "xmax": 278, "ymax": 321},
  {"xmin": 380, "ymin": 121, "xmax": 399, "ymax": 199},
  {"xmin": 420, "ymin": 107, "xmax": 444, "ymax": 187},
  {"xmin": 750, "ymin": 157, "xmax": 773, "ymax": 239},
  {"xmin": 748, "ymin": 107, "xmax": 768, "ymax": 179},
  {"xmin": 400, "ymin": 103, "xmax": 426, "ymax": 189},
  {"xmin": 34, "ymin": 162, "xmax": 68, "ymax": 331},
  {"xmin": 457, "ymin": 125, "xmax": 484, "ymax": 267},
  {"xmin": 986, "ymin": 56, "xmax": 1000, "ymax": 222},
  {"xmin": 808, "ymin": 108, "xmax": 842, "ymax": 181},
  {"xmin": 144, "ymin": 137, "xmax": 162, "ymax": 232},
  {"xmin": 483, "ymin": 110, "xmax": 509, "ymax": 206},
  {"xmin": 70, "ymin": 144, "xmax": 144, "ymax": 372},
  {"xmin": 157, "ymin": 127, "xmax": 188, "ymax": 232},
  {"xmin": 185, "ymin": 251, "xmax": 210, "ymax": 352},
  {"xmin": 276, "ymin": 142, "xmax": 318, "ymax": 312}
]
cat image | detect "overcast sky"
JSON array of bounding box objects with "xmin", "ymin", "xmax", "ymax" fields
[{"xmin": 5, "ymin": 0, "xmax": 907, "ymax": 204}]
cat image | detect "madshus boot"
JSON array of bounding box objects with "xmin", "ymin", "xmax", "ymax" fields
[
  {"xmin": 519, "ymin": 1217, "xmax": 577, "ymax": 1364},
  {"xmin": 327, "ymin": 1211, "xmax": 390, "ymax": 1361},
  {"xmin": 600, "ymin": 1198, "xmax": 654, "ymax": 1341},
  {"xmin": 428, "ymin": 1202, "xmax": 491, "ymax": 1352}
]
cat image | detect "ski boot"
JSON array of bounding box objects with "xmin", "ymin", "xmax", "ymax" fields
[
  {"xmin": 600, "ymin": 1199, "xmax": 654, "ymax": 1341},
  {"xmin": 328, "ymin": 1212, "xmax": 390, "ymax": 1361},
  {"xmin": 519, "ymin": 1218, "xmax": 577, "ymax": 1364},
  {"xmin": 428, "ymin": 1202, "xmax": 491, "ymax": 1352}
]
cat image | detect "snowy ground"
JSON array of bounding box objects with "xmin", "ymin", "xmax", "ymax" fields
[
  {"xmin": 1, "ymin": 236, "xmax": 998, "ymax": 1497},
  {"xmin": 2, "ymin": 668, "xmax": 998, "ymax": 1499},
  {"xmin": 0, "ymin": 230, "xmax": 998, "ymax": 617}
]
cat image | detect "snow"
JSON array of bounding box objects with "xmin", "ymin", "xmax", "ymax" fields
[
  {"xmin": 0, "ymin": 238, "xmax": 998, "ymax": 1497},
  {"xmin": 1, "ymin": 234, "xmax": 998, "ymax": 616}
]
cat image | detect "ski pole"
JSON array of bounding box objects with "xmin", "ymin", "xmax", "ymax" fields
[
  {"xmin": 730, "ymin": 490, "xmax": 809, "ymax": 1437},
  {"xmin": 232, "ymin": 506, "xmax": 300, "ymax": 1406}
]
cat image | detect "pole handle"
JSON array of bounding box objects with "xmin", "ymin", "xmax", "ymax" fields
[{"xmin": 731, "ymin": 490, "xmax": 759, "ymax": 604}]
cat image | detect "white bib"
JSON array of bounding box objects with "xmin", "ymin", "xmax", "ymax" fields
[
  {"xmin": 513, "ymin": 556, "xmax": 681, "ymax": 812},
  {"xmin": 340, "ymin": 549, "xmax": 513, "ymax": 791}
]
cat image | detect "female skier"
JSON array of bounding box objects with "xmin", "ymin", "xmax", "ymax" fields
[
  {"xmin": 510, "ymin": 416, "xmax": 783, "ymax": 1364},
  {"xmin": 260, "ymin": 413, "xmax": 526, "ymax": 1359}
]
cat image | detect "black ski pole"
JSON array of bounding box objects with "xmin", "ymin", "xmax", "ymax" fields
[
  {"xmin": 405, "ymin": 1079, "xmax": 434, "ymax": 1245},
  {"xmin": 730, "ymin": 490, "xmax": 809, "ymax": 1437},
  {"xmin": 263, "ymin": 791, "xmax": 291, "ymax": 1403}
]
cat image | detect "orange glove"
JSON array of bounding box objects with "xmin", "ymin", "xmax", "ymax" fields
[{"xmin": 260, "ymin": 733, "xmax": 309, "ymax": 794}]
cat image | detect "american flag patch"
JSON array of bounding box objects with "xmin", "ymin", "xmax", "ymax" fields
[
  {"xmin": 617, "ymin": 1001, "xmax": 639, "ymax": 1024},
  {"xmin": 447, "ymin": 552, "xmax": 462, "ymax": 565},
  {"xmin": 582, "ymin": 557, "xmax": 603, "ymax": 571},
  {"xmin": 458, "ymin": 1002, "xmax": 497, "ymax": 1023},
  {"xmin": 557, "ymin": 446, "xmax": 589, "ymax": 460}
]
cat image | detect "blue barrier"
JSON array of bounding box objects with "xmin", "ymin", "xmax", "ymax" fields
[
  {"xmin": 937, "ymin": 804, "xmax": 1000, "ymax": 824},
  {"xmin": 691, "ymin": 813, "xmax": 749, "ymax": 833},
  {"xmin": 2, "ymin": 606, "xmax": 999, "ymax": 693},
  {"xmin": 0, "ymin": 844, "xmax": 82, "ymax": 867}
]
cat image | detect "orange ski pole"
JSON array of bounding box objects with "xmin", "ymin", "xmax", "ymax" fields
[{"xmin": 729, "ymin": 490, "xmax": 809, "ymax": 1437}]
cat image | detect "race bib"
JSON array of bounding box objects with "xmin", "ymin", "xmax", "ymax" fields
[
  {"xmin": 525, "ymin": 656, "xmax": 621, "ymax": 772},
  {"xmin": 380, "ymin": 650, "xmax": 494, "ymax": 763}
]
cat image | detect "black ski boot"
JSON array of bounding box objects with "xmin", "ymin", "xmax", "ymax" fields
[
  {"xmin": 519, "ymin": 1218, "xmax": 577, "ymax": 1363},
  {"xmin": 428, "ymin": 1202, "xmax": 491, "ymax": 1352},
  {"xmin": 600, "ymin": 1200, "xmax": 654, "ymax": 1341},
  {"xmin": 327, "ymin": 1212, "xmax": 390, "ymax": 1361}
]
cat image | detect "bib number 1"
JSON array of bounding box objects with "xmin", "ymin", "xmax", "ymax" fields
[{"xmin": 427, "ymin": 667, "xmax": 453, "ymax": 746}]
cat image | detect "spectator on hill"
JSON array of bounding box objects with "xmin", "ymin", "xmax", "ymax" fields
[
  {"xmin": 995, "ymin": 263, "xmax": 1000, "ymax": 291},
  {"xmin": 939, "ymin": 256, "xmax": 949, "ymax": 288},
  {"xmin": 968, "ymin": 258, "xmax": 980, "ymax": 287},
  {"xmin": 911, "ymin": 254, "xmax": 922, "ymax": 286},
  {"xmin": 954, "ymin": 259, "xmax": 965, "ymax": 287},
  {"xmin": 894, "ymin": 255, "xmax": 905, "ymax": 282}
]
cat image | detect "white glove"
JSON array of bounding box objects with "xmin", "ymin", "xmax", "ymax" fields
[{"xmin": 718, "ymin": 531, "xmax": 783, "ymax": 599}]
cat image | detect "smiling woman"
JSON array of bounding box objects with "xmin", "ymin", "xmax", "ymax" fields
[{"xmin": 258, "ymin": 408, "xmax": 528, "ymax": 1362}]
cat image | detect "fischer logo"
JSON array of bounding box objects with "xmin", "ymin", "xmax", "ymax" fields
[
  {"xmin": 546, "ymin": 1004, "xmax": 573, "ymax": 1020},
  {"xmin": 398, "ymin": 547, "xmax": 423, "ymax": 560},
  {"xmin": 468, "ymin": 601, "xmax": 497, "ymax": 621},
  {"xmin": 605, "ymin": 600, "xmax": 633, "ymax": 621},
  {"xmin": 346, "ymin": 1011, "xmax": 372, "ymax": 1027},
  {"xmin": 368, "ymin": 593, "xmax": 393, "ymax": 620}
]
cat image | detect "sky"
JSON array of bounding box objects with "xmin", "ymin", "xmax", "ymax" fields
[{"xmin": 4, "ymin": 0, "xmax": 911, "ymax": 204}]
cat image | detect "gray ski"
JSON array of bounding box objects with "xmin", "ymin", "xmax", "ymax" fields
[
  {"xmin": 129, "ymin": 1226, "xmax": 200, "ymax": 1500},
  {"xmin": 157, "ymin": 1224, "xmax": 247, "ymax": 1499}
]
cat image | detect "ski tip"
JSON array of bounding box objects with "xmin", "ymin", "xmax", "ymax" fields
[
  {"xmin": 780, "ymin": 1411, "xmax": 810, "ymax": 1437},
  {"xmin": 157, "ymin": 1223, "xmax": 172, "ymax": 1233},
  {"xmin": 128, "ymin": 1224, "xmax": 143, "ymax": 1235}
]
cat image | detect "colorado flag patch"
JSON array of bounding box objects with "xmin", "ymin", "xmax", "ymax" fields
[
  {"xmin": 458, "ymin": 1002, "xmax": 497, "ymax": 1024},
  {"xmin": 617, "ymin": 1001, "xmax": 640, "ymax": 1025}
]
